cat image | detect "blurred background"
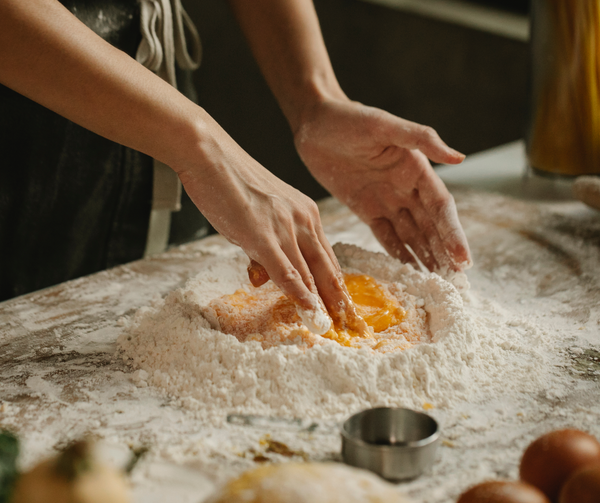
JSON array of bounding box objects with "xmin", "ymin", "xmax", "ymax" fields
[{"xmin": 181, "ymin": 0, "xmax": 531, "ymax": 201}]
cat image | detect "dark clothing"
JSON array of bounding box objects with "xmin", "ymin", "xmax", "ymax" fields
[{"xmin": 0, "ymin": 0, "xmax": 207, "ymax": 302}]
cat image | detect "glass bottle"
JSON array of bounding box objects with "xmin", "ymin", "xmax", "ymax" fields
[{"xmin": 527, "ymin": 0, "xmax": 600, "ymax": 177}]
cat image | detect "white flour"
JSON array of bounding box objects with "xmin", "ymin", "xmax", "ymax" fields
[
  {"xmin": 4, "ymin": 189, "xmax": 596, "ymax": 503},
  {"xmin": 118, "ymin": 243, "xmax": 548, "ymax": 421}
]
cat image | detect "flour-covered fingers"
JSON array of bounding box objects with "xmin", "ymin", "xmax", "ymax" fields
[
  {"xmin": 315, "ymin": 225, "xmax": 342, "ymax": 276},
  {"xmin": 272, "ymin": 235, "xmax": 338, "ymax": 336},
  {"xmin": 370, "ymin": 217, "xmax": 418, "ymax": 266},
  {"xmin": 409, "ymin": 198, "xmax": 454, "ymax": 271},
  {"xmin": 390, "ymin": 208, "xmax": 439, "ymax": 271},
  {"xmin": 433, "ymin": 201, "xmax": 472, "ymax": 270},
  {"xmin": 299, "ymin": 229, "xmax": 368, "ymax": 336},
  {"xmin": 417, "ymin": 168, "xmax": 472, "ymax": 270},
  {"xmin": 297, "ymin": 229, "xmax": 345, "ymax": 312},
  {"xmin": 252, "ymin": 244, "xmax": 317, "ymax": 312},
  {"xmin": 304, "ymin": 242, "xmax": 369, "ymax": 335}
]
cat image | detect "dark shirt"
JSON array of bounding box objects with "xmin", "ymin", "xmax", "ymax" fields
[{"xmin": 0, "ymin": 0, "xmax": 207, "ymax": 302}]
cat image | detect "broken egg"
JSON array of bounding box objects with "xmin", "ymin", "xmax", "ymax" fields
[{"xmin": 207, "ymin": 272, "xmax": 428, "ymax": 351}]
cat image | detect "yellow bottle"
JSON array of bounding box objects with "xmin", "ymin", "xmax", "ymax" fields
[{"xmin": 527, "ymin": 0, "xmax": 600, "ymax": 177}]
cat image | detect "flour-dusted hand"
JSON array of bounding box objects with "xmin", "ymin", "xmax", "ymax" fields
[
  {"xmin": 175, "ymin": 119, "xmax": 367, "ymax": 335},
  {"xmin": 294, "ymin": 99, "xmax": 472, "ymax": 272}
]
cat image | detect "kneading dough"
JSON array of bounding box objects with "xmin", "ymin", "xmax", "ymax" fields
[{"xmin": 207, "ymin": 462, "xmax": 409, "ymax": 503}]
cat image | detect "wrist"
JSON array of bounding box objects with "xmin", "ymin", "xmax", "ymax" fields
[
  {"xmin": 283, "ymin": 72, "xmax": 347, "ymax": 135},
  {"xmin": 154, "ymin": 106, "xmax": 222, "ymax": 177}
]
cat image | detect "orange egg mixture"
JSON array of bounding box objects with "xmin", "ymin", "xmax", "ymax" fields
[{"xmin": 206, "ymin": 273, "xmax": 431, "ymax": 352}]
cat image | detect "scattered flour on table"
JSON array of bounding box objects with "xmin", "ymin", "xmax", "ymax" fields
[{"xmin": 117, "ymin": 243, "xmax": 548, "ymax": 421}]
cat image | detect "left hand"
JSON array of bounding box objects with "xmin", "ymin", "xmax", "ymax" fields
[{"xmin": 294, "ymin": 98, "xmax": 472, "ymax": 272}]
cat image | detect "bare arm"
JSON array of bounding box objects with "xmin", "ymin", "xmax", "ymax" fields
[
  {"xmin": 227, "ymin": 0, "xmax": 344, "ymax": 132},
  {"xmin": 0, "ymin": 0, "xmax": 351, "ymax": 322},
  {"xmin": 0, "ymin": 0, "xmax": 203, "ymax": 167},
  {"xmin": 229, "ymin": 0, "xmax": 472, "ymax": 272}
]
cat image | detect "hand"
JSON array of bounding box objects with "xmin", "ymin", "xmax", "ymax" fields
[
  {"xmin": 175, "ymin": 117, "xmax": 367, "ymax": 334},
  {"xmin": 294, "ymin": 99, "xmax": 472, "ymax": 272}
]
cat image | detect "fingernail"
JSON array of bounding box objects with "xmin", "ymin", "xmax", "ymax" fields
[{"xmin": 452, "ymin": 149, "xmax": 466, "ymax": 160}]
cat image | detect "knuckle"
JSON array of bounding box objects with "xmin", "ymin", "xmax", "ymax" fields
[
  {"xmin": 301, "ymin": 199, "xmax": 320, "ymax": 220},
  {"xmin": 292, "ymin": 201, "xmax": 320, "ymax": 230},
  {"xmin": 422, "ymin": 125, "xmax": 438, "ymax": 140},
  {"xmin": 308, "ymin": 200, "xmax": 320, "ymax": 218},
  {"xmin": 432, "ymin": 190, "xmax": 450, "ymax": 206},
  {"xmin": 417, "ymin": 126, "xmax": 438, "ymax": 148},
  {"xmin": 430, "ymin": 193, "xmax": 451, "ymax": 215},
  {"xmin": 276, "ymin": 266, "xmax": 303, "ymax": 289}
]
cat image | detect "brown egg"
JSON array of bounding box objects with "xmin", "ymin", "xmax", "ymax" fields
[
  {"xmin": 519, "ymin": 429, "xmax": 600, "ymax": 502},
  {"xmin": 559, "ymin": 464, "xmax": 600, "ymax": 503},
  {"xmin": 457, "ymin": 480, "xmax": 550, "ymax": 503}
]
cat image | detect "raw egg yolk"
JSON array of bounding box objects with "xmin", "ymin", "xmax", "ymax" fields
[
  {"xmin": 211, "ymin": 273, "xmax": 406, "ymax": 348},
  {"xmin": 321, "ymin": 274, "xmax": 405, "ymax": 346}
]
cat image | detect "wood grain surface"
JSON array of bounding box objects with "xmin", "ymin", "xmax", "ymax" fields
[{"xmin": 1, "ymin": 188, "xmax": 599, "ymax": 502}]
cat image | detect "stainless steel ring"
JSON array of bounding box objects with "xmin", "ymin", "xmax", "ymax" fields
[{"xmin": 341, "ymin": 407, "xmax": 440, "ymax": 481}]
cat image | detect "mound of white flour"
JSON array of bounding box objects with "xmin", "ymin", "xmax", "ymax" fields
[{"xmin": 117, "ymin": 244, "xmax": 527, "ymax": 420}]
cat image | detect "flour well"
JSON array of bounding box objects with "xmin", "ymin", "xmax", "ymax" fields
[
  {"xmin": 4, "ymin": 186, "xmax": 595, "ymax": 503},
  {"xmin": 118, "ymin": 243, "xmax": 536, "ymax": 419}
]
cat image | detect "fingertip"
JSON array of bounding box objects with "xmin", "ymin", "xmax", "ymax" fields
[
  {"xmin": 448, "ymin": 149, "xmax": 466, "ymax": 164},
  {"xmin": 447, "ymin": 242, "xmax": 473, "ymax": 272},
  {"xmin": 433, "ymin": 147, "xmax": 465, "ymax": 166},
  {"xmin": 296, "ymin": 292, "xmax": 332, "ymax": 335}
]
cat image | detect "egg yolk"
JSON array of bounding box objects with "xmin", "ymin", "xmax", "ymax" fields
[
  {"xmin": 211, "ymin": 273, "xmax": 405, "ymax": 347},
  {"xmin": 322, "ymin": 274, "xmax": 405, "ymax": 346}
]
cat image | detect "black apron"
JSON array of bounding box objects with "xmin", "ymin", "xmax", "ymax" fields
[{"xmin": 0, "ymin": 0, "xmax": 207, "ymax": 302}]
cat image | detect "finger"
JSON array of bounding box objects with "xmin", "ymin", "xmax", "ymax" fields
[
  {"xmin": 275, "ymin": 236, "xmax": 338, "ymax": 336},
  {"xmin": 370, "ymin": 217, "xmax": 419, "ymax": 267},
  {"xmin": 297, "ymin": 229, "xmax": 349, "ymax": 313},
  {"xmin": 389, "ymin": 208, "xmax": 439, "ymax": 271},
  {"xmin": 409, "ymin": 200, "xmax": 453, "ymax": 271},
  {"xmin": 386, "ymin": 116, "xmax": 465, "ymax": 165},
  {"xmin": 300, "ymin": 225, "xmax": 369, "ymax": 336},
  {"xmin": 417, "ymin": 169, "xmax": 473, "ymax": 270},
  {"xmin": 247, "ymin": 259, "xmax": 270, "ymax": 287},
  {"xmin": 314, "ymin": 224, "xmax": 342, "ymax": 276},
  {"xmin": 434, "ymin": 200, "xmax": 472, "ymax": 270},
  {"xmin": 252, "ymin": 243, "xmax": 316, "ymax": 311}
]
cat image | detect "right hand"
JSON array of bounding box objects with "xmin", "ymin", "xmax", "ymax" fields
[
  {"xmin": 293, "ymin": 99, "xmax": 472, "ymax": 273},
  {"xmin": 174, "ymin": 117, "xmax": 366, "ymax": 333}
]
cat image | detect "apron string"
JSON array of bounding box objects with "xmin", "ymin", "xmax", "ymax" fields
[{"xmin": 135, "ymin": 0, "xmax": 202, "ymax": 255}]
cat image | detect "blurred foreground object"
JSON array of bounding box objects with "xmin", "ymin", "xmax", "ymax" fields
[
  {"xmin": 573, "ymin": 176, "xmax": 600, "ymax": 211},
  {"xmin": 11, "ymin": 440, "xmax": 130, "ymax": 503},
  {"xmin": 457, "ymin": 480, "xmax": 549, "ymax": 503},
  {"xmin": 208, "ymin": 462, "xmax": 408, "ymax": 503},
  {"xmin": 0, "ymin": 431, "xmax": 19, "ymax": 503},
  {"xmin": 527, "ymin": 0, "xmax": 600, "ymax": 176}
]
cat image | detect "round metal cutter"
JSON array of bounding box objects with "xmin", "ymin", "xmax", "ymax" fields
[{"xmin": 341, "ymin": 407, "xmax": 440, "ymax": 481}]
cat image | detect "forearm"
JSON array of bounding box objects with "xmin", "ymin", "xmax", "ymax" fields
[
  {"xmin": 227, "ymin": 0, "xmax": 346, "ymax": 132},
  {"xmin": 0, "ymin": 0, "xmax": 213, "ymax": 172}
]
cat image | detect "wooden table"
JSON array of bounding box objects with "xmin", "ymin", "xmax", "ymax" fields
[{"xmin": 1, "ymin": 141, "xmax": 599, "ymax": 502}]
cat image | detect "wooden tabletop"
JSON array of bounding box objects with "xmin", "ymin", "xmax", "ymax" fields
[{"xmin": 1, "ymin": 142, "xmax": 599, "ymax": 502}]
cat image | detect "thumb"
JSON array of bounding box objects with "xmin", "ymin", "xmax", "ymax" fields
[{"xmin": 387, "ymin": 116, "xmax": 465, "ymax": 165}]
